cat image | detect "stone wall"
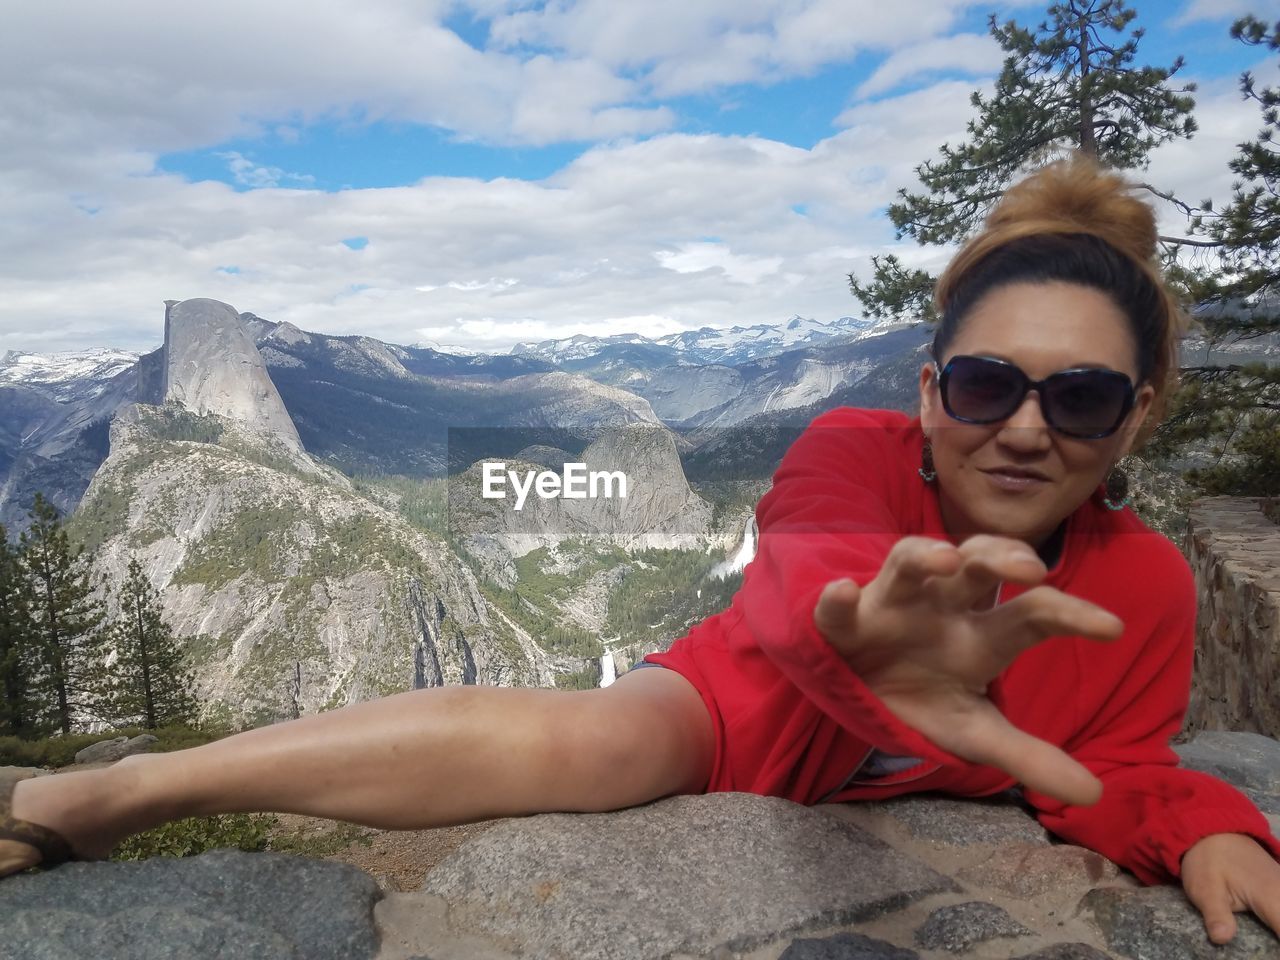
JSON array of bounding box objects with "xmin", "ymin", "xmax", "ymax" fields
[
  {"xmin": 1183, "ymin": 496, "xmax": 1280, "ymax": 740},
  {"xmin": 7, "ymin": 735, "xmax": 1280, "ymax": 959}
]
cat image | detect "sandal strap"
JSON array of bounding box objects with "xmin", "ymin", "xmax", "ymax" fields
[{"xmin": 0, "ymin": 776, "xmax": 74, "ymax": 868}]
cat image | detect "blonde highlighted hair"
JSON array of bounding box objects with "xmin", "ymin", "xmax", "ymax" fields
[{"xmin": 931, "ymin": 153, "xmax": 1189, "ymax": 446}]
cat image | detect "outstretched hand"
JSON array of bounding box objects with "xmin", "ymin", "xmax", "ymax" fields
[{"xmin": 812, "ymin": 534, "xmax": 1125, "ymax": 808}]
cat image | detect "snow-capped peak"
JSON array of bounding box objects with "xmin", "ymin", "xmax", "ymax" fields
[
  {"xmin": 0, "ymin": 348, "xmax": 141, "ymax": 385},
  {"xmin": 0, "ymin": 347, "xmax": 143, "ymax": 403},
  {"xmin": 413, "ymin": 339, "xmax": 490, "ymax": 357}
]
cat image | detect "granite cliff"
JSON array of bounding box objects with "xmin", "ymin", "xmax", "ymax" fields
[
  {"xmin": 161, "ymin": 298, "xmax": 304, "ymax": 453},
  {"xmin": 70, "ymin": 300, "xmax": 592, "ymax": 728}
]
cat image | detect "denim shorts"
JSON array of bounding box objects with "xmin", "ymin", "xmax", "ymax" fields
[{"xmin": 629, "ymin": 661, "xmax": 668, "ymax": 672}]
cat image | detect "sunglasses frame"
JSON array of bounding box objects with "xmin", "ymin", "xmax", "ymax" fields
[{"xmin": 934, "ymin": 354, "xmax": 1137, "ymax": 440}]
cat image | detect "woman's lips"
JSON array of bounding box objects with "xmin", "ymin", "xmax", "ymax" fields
[{"xmin": 981, "ymin": 467, "xmax": 1050, "ymax": 492}]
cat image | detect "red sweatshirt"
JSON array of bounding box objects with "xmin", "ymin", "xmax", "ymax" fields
[{"xmin": 644, "ymin": 405, "xmax": 1280, "ymax": 886}]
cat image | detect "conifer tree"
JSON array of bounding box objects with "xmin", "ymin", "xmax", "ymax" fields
[
  {"xmin": 97, "ymin": 556, "xmax": 200, "ymax": 730},
  {"xmin": 850, "ymin": 0, "xmax": 1197, "ymax": 321},
  {"xmin": 0, "ymin": 524, "xmax": 43, "ymax": 738},
  {"xmin": 18, "ymin": 492, "xmax": 108, "ymax": 735},
  {"xmin": 1149, "ymin": 14, "xmax": 1280, "ymax": 495}
]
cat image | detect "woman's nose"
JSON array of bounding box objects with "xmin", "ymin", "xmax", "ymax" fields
[{"xmin": 996, "ymin": 391, "xmax": 1052, "ymax": 447}]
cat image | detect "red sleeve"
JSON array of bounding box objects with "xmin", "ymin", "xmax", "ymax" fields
[
  {"xmin": 1020, "ymin": 544, "xmax": 1280, "ymax": 885},
  {"xmin": 733, "ymin": 406, "xmax": 966, "ymax": 765}
]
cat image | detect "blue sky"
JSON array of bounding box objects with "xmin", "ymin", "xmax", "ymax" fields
[{"xmin": 2, "ymin": 0, "xmax": 1274, "ymax": 354}]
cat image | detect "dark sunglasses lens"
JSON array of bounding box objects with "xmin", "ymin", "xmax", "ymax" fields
[
  {"xmin": 945, "ymin": 357, "xmax": 1024, "ymax": 422},
  {"xmin": 1043, "ymin": 372, "xmax": 1131, "ymax": 437}
]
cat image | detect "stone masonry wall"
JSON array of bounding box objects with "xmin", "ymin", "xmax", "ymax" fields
[{"xmin": 1183, "ymin": 496, "xmax": 1280, "ymax": 740}]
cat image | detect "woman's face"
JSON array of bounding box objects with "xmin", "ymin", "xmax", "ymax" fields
[{"xmin": 919, "ymin": 280, "xmax": 1156, "ymax": 548}]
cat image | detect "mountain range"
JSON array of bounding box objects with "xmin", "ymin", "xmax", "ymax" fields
[
  {"xmin": 0, "ymin": 299, "xmax": 926, "ymax": 727},
  {"xmin": 6, "ymin": 297, "xmax": 1271, "ymax": 729}
]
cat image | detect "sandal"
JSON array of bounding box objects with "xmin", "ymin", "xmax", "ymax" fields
[{"xmin": 0, "ymin": 775, "xmax": 75, "ymax": 871}]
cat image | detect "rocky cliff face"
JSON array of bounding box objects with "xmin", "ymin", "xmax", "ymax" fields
[
  {"xmin": 162, "ymin": 298, "xmax": 304, "ymax": 453},
  {"xmin": 74, "ymin": 399, "xmax": 575, "ymax": 729}
]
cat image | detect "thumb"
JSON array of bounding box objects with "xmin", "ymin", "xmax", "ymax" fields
[
  {"xmin": 1185, "ymin": 880, "xmax": 1237, "ymax": 944},
  {"xmin": 813, "ymin": 578, "xmax": 860, "ymax": 638}
]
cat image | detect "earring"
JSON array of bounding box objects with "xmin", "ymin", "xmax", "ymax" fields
[
  {"xmin": 1102, "ymin": 460, "xmax": 1131, "ymax": 511},
  {"xmin": 919, "ymin": 435, "xmax": 936, "ymax": 483}
]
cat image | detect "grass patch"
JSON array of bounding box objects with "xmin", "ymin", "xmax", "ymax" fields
[{"xmin": 266, "ymin": 821, "xmax": 377, "ymax": 859}]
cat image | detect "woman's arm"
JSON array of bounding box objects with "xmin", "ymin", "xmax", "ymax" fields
[{"xmin": 1018, "ymin": 548, "xmax": 1280, "ymax": 885}]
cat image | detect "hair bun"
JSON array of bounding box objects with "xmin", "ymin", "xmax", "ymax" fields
[{"xmin": 983, "ymin": 153, "xmax": 1159, "ymax": 267}]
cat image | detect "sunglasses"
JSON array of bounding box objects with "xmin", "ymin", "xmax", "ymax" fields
[{"xmin": 934, "ymin": 354, "xmax": 1137, "ymax": 439}]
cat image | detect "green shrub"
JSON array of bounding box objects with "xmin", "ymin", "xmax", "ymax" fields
[{"xmin": 111, "ymin": 813, "xmax": 278, "ymax": 861}]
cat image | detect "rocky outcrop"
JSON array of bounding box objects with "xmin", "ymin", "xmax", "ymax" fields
[
  {"xmin": 1182, "ymin": 497, "xmax": 1280, "ymax": 740},
  {"xmin": 5, "ymin": 730, "xmax": 1278, "ymax": 960},
  {"xmin": 77, "ymin": 403, "xmax": 575, "ymax": 729},
  {"xmin": 162, "ymin": 298, "xmax": 303, "ymax": 452}
]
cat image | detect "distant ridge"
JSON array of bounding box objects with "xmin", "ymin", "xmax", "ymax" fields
[{"xmin": 510, "ymin": 314, "xmax": 884, "ymax": 367}]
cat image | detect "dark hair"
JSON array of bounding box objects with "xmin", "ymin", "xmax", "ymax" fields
[
  {"xmin": 931, "ymin": 155, "xmax": 1189, "ymax": 446},
  {"xmin": 931, "ymin": 232, "xmax": 1164, "ymax": 386}
]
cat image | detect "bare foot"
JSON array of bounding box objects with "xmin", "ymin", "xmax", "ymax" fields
[{"xmin": 0, "ymin": 755, "xmax": 163, "ymax": 877}]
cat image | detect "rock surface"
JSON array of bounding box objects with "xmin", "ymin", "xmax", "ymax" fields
[
  {"xmin": 162, "ymin": 298, "xmax": 303, "ymax": 452},
  {"xmin": 1183, "ymin": 497, "xmax": 1280, "ymax": 740},
  {"xmin": 0, "ymin": 849, "xmax": 382, "ymax": 960},
  {"xmin": 5, "ymin": 730, "xmax": 1279, "ymax": 960},
  {"xmin": 73, "ymin": 734, "xmax": 158, "ymax": 765}
]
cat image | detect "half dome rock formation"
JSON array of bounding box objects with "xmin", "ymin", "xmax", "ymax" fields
[{"xmin": 162, "ymin": 298, "xmax": 303, "ymax": 452}]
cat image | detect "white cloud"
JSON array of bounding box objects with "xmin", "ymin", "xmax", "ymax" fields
[
  {"xmin": 487, "ymin": 0, "xmax": 977, "ymax": 97},
  {"xmin": 0, "ymin": 2, "xmax": 1268, "ymax": 355},
  {"xmin": 1170, "ymin": 0, "xmax": 1256, "ymax": 28},
  {"xmin": 854, "ymin": 33, "xmax": 1003, "ymax": 99},
  {"xmin": 0, "ymin": 79, "xmax": 982, "ymax": 353},
  {"xmin": 218, "ymin": 152, "xmax": 316, "ymax": 188},
  {"xmin": 0, "ymin": 0, "xmax": 672, "ymax": 158},
  {"xmin": 655, "ymin": 243, "xmax": 785, "ymax": 284}
]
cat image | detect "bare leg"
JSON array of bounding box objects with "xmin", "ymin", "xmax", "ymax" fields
[{"xmin": 1, "ymin": 668, "xmax": 714, "ymax": 875}]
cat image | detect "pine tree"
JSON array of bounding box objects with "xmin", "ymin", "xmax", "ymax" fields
[
  {"xmin": 1149, "ymin": 14, "xmax": 1280, "ymax": 496},
  {"xmin": 0, "ymin": 524, "xmax": 44, "ymax": 738},
  {"xmin": 97, "ymin": 557, "xmax": 200, "ymax": 730},
  {"xmin": 18, "ymin": 492, "xmax": 108, "ymax": 735},
  {"xmin": 849, "ymin": 0, "xmax": 1197, "ymax": 321}
]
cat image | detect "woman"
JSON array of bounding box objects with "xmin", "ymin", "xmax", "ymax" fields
[{"xmin": 3, "ymin": 154, "xmax": 1278, "ymax": 946}]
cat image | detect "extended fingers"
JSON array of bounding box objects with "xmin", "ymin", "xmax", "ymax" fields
[
  {"xmin": 952, "ymin": 706, "xmax": 1100, "ymax": 814},
  {"xmin": 879, "ymin": 537, "xmax": 963, "ymax": 604},
  {"xmin": 934, "ymin": 535, "xmax": 1048, "ymax": 611},
  {"xmin": 912, "ymin": 697, "xmax": 1104, "ymax": 808},
  {"xmin": 985, "ymin": 586, "xmax": 1124, "ymax": 658},
  {"xmin": 813, "ymin": 578, "xmax": 861, "ymax": 654}
]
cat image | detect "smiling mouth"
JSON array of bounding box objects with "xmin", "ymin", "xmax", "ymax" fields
[{"xmin": 982, "ymin": 466, "xmax": 1051, "ymax": 481}]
